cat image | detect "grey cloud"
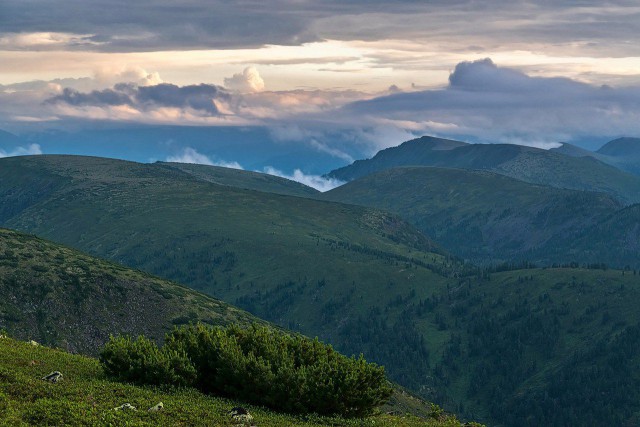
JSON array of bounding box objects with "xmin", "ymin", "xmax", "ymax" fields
[
  {"xmin": 48, "ymin": 87, "xmax": 133, "ymax": 106},
  {"xmin": 2, "ymin": 1, "xmax": 640, "ymax": 54},
  {"xmin": 47, "ymin": 83, "xmax": 231, "ymax": 115},
  {"xmin": 342, "ymin": 58, "xmax": 640, "ymax": 144}
]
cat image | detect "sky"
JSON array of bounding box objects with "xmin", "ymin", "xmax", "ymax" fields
[{"xmin": 2, "ymin": 1, "xmax": 640, "ymax": 188}]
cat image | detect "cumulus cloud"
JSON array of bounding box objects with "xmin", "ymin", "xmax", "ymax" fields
[
  {"xmin": 94, "ymin": 66, "xmax": 163, "ymax": 87},
  {"xmin": 343, "ymin": 58, "xmax": 640, "ymax": 145},
  {"xmin": 167, "ymin": 147, "xmax": 243, "ymax": 169},
  {"xmin": 0, "ymin": 144, "xmax": 42, "ymax": 158},
  {"xmin": 263, "ymin": 166, "xmax": 344, "ymax": 192},
  {"xmin": 224, "ymin": 67, "xmax": 265, "ymax": 93}
]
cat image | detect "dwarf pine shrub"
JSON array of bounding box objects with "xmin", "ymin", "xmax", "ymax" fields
[
  {"xmin": 101, "ymin": 324, "xmax": 392, "ymax": 417},
  {"xmin": 100, "ymin": 335, "xmax": 196, "ymax": 387}
]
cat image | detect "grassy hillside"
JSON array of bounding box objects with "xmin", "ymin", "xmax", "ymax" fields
[
  {"xmin": 0, "ymin": 337, "xmax": 475, "ymax": 426},
  {"xmin": 3, "ymin": 155, "xmax": 640, "ymax": 425},
  {"xmin": 0, "ymin": 228, "xmax": 259, "ymax": 354},
  {"xmin": 0, "ymin": 155, "xmax": 458, "ymax": 398},
  {"xmin": 157, "ymin": 162, "xmax": 320, "ymax": 197},
  {"xmin": 321, "ymin": 166, "xmax": 622, "ymax": 264},
  {"xmin": 327, "ymin": 136, "xmax": 640, "ymax": 203}
]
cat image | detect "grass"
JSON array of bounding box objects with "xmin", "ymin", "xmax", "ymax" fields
[{"xmin": 0, "ymin": 337, "xmax": 476, "ymax": 427}]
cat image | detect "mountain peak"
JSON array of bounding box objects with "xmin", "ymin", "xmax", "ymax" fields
[
  {"xmin": 401, "ymin": 135, "xmax": 469, "ymax": 151},
  {"xmin": 597, "ymin": 137, "xmax": 640, "ymax": 157}
]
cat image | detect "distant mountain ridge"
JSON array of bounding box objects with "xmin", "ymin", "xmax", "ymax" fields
[
  {"xmin": 328, "ymin": 135, "xmax": 640, "ymax": 203},
  {"xmin": 551, "ymin": 137, "xmax": 640, "ymax": 175},
  {"xmin": 322, "ymin": 166, "xmax": 623, "ymax": 264},
  {"xmin": 158, "ymin": 161, "xmax": 319, "ymax": 197}
]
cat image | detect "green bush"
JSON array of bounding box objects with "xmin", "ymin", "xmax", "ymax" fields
[
  {"xmin": 167, "ymin": 323, "xmax": 393, "ymax": 417},
  {"xmin": 101, "ymin": 324, "xmax": 393, "ymax": 417},
  {"xmin": 99, "ymin": 335, "xmax": 196, "ymax": 387}
]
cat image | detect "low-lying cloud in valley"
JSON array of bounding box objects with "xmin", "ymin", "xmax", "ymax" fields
[
  {"xmin": 166, "ymin": 147, "xmax": 243, "ymax": 169},
  {"xmin": 0, "ymin": 143, "xmax": 42, "ymax": 158},
  {"xmin": 263, "ymin": 166, "xmax": 344, "ymax": 192}
]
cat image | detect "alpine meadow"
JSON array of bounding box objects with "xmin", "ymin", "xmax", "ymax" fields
[{"xmin": 2, "ymin": 1, "xmax": 640, "ymax": 426}]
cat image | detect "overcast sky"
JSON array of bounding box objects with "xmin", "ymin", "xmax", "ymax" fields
[{"xmin": 2, "ymin": 0, "xmax": 640, "ymax": 158}]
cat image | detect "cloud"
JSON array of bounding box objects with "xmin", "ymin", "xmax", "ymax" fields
[
  {"xmin": 47, "ymin": 82, "xmax": 232, "ymax": 115},
  {"xmin": 224, "ymin": 67, "xmax": 265, "ymax": 93},
  {"xmin": 342, "ymin": 58, "xmax": 640, "ymax": 145},
  {"xmin": 0, "ymin": 32, "xmax": 102, "ymax": 50},
  {"xmin": 94, "ymin": 66, "xmax": 163, "ymax": 87},
  {"xmin": 3, "ymin": 1, "xmax": 639, "ymax": 56},
  {"xmin": 0, "ymin": 144, "xmax": 42, "ymax": 158},
  {"xmin": 167, "ymin": 147, "xmax": 243, "ymax": 169},
  {"xmin": 263, "ymin": 166, "xmax": 344, "ymax": 192}
]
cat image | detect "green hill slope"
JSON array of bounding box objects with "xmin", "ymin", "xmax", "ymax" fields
[
  {"xmin": 0, "ymin": 228, "xmax": 259, "ymax": 355},
  {"xmin": 0, "ymin": 336, "xmax": 475, "ymax": 427},
  {"xmin": 0, "ymin": 155, "xmax": 455, "ymax": 395},
  {"xmin": 562, "ymin": 203, "xmax": 640, "ymax": 267},
  {"xmin": 157, "ymin": 161, "xmax": 320, "ymax": 197},
  {"xmin": 4, "ymin": 155, "xmax": 640, "ymax": 426},
  {"xmin": 322, "ymin": 167, "xmax": 622, "ymax": 264},
  {"xmin": 426, "ymin": 266, "xmax": 640, "ymax": 425},
  {"xmin": 328, "ymin": 136, "xmax": 640, "ymax": 203}
]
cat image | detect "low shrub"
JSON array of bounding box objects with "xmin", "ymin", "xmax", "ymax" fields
[
  {"xmin": 101, "ymin": 324, "xmax": 393, "ymax": 417},
  {"xmin": 99, "ymin": 335, "xmax": 196, "ymax": 387}
]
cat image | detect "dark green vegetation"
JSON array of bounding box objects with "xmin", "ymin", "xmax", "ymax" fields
[
  {"xmin": 158, "ymin": 162, "xmax": 320, "ymax": 197},
  {"xmin": 0, "ymin": 228, "xmax": 259, "ymax": 355},
  {"xmin": 3, "ymin": 154, "xmax": 640, "ymax": 425},
  {"xmin": 0, "ymin": 337, "xmax": 474, "ymax": 426},
  {"xmin": 322, "ymin": 166, "xmax": 623, "ymax": 264},
  {"xmin": 327, "ymin": 136, "xmax": 640, "ymax": 203},
  {"xmin": 102, "ymin": 323, "xmax": 393, "ymax": 417}
]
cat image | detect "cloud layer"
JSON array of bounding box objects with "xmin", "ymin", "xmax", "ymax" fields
[
  {"xmin": 343, "ymin": 58, "xmax": 640, "ymax": 145},
  {"xmin": 3, "ymin": 1, "xmax": 640, "ymax": 58},
  {"xmin": 47, "ymin": 83, "xmax": 231, "ymax": 115},
  {"xmin": 3, "ymin": 59, "xmax": 640, "ymax": 160}
]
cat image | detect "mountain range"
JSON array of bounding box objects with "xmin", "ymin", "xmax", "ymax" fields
[
  {"xmin": 327, "ymin": 135, "xmax": 640, "ymax": 204},
  {"xmin": 2, "ymin": 149, "xmax": 640, "ymax": 425}
]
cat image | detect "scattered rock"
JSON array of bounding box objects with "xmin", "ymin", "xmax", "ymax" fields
[
  {"xmin": 29, "ymin": 340, "xmax": 39, "ymax": 346},
  {"xmin": 148, "ymin": 402, "xmax": 164, "ymax": 412},
  {"xmin": 41, "ymin": 371, "xmax": 63, "ymax": 383},
  {"xmin": 0, "ymin": 334, "xmax": 7, "ymax": 339},
  {"xmin": 113, "ymin": 403, "xmax": 137, "ymax": 411},
  {"xmin": 230, "ymin": 406, "xmax": 253, "ymax": 424}
]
